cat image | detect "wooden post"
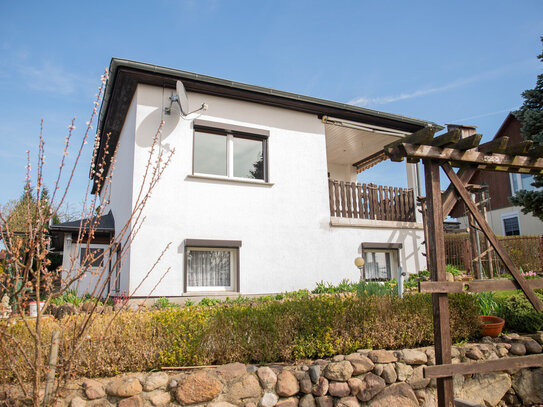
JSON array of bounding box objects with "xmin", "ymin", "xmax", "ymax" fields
[
  {"xmin": 328, "ymin": 179, "xmax": 335, "ymax": 217},
  {"xmin": 340, "ymin": 181, "xmax": 346, "ymax": 217},
  {"xmin": 371, "ymin": 184, "xmax": 378, "ymax": 220},
  {"xmin": 423, "ymin": 160, "xmax": 454, "ymax": 407},
  {"xmin": 468, "ymin": 212, "xmax": 481, "ymax": 279},
  {"xmin": 357, "ymin": 184, "xmax": 363, "ymax": 219},
  {"xmin": 480, "ymin": 196, "xmax": 494, "ymax": 279},
  {"xmin": 333, "ymin": 180, "xmax": 340, "ymax": 217},
  {"xmin": 346, "ymin": 182, "xmax": 353, "ymax": 218},
  {"xmin": 43, "ymin": 330, "xmax": 60, "ymax": 406}
]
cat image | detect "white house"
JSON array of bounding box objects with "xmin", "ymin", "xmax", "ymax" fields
[{"xmin": 52, "ymin": 59, "xmax": 439, "ymax": 299}]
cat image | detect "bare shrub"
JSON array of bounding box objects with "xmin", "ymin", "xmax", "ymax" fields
[{"xmin": 0, "ymin": 70, "xmax": 174, "ymax": 405}]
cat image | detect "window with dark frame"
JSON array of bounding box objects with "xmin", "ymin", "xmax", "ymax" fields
[
  {"xmin": 193, "ymin": 126, "xmax": 267, "ymax": 181},
  {"xmin": 184, "ymin": 239, "xmax": 241, "ymax": 293},
  {"xmin": 80, "ymin": 247, "xmax": 104, "ymax": 268},
  {"xmin": 502, "ymin": 215, "xmax": 520, "ymax": 236}
]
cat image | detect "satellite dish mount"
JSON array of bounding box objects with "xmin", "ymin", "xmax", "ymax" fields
[{"xmin": 165, "ymin": 80, "xmax": 208, "ymax": 116}]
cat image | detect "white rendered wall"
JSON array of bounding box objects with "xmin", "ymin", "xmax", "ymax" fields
[
  {"xmin": 120, "ymin": 84, "xmax": 426, "ymax": 297},
  {"xmin": 328, "ymin": 163, "xmax": 357, "ymax": 183},
  {"xmin": 100, "ymin": 94, "xmax": 137, "ymax": 294}
]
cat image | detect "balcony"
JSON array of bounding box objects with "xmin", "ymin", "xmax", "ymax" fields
[{"xmin": 328, "ymin": 180, "xmax": 416, "ymax": 223}]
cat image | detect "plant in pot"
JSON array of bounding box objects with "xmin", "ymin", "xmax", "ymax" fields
[{"xmin": 476, "ymin": 291, "xmax": 505, "ymax": 337}]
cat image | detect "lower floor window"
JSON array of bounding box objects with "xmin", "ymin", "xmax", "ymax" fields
[
  {"xmin": 364, "ymin": 251, "xmax": 392, "ymax": 280},
  {"xmin": 502, "ymin": 214, "xmax": 520, "ymax": 236},
  {"xmin": 186, "ymin": 247, "xmax": 237, "ymax": 291},
  {"xmin": 80, "ymin": 247, "xmax": 105, "ymax": 268}
]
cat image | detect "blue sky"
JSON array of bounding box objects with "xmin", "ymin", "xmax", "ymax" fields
[{"xmin": 1, "ymin": 1, "xmax": 542, "ymax": 213}]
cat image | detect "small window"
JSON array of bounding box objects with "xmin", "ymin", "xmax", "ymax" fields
[
  {"xmin": 502, "ymin": 214, "xmax": 520, "ymax": 236},
  {"xmin": 361, "ymin": 243, "xmax": 401, "ymax": 281},
  {"xmin": 80, "ymin": 247, "xmax": 104, "ymax": 268},
  {"xmin": 184, "ymin": 239, "xmax": 241, "ymax": 293},
  {"xmin": 364, "ymin": 251, "xmax": 392, "ymax": 280},
  {"xmin": 193, "ymin": 126, "xmax": 267, "ymax": 181}
]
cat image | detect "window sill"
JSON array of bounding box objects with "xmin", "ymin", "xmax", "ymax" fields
[
  {"xmin": 186, "ymin": 174, "xmax": 274, "ymax": 186},
  {"xmin": 330, "ymin": 217, "xmax": 423, "ymax": 229},
  {"xmin": 183, "ymin": 291, "xmax": 240, "ymax": 297}
]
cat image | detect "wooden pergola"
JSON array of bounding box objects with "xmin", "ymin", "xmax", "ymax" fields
[{"xmin": 383, "ymin": 127, "xmax": 543, "ymax": 407}]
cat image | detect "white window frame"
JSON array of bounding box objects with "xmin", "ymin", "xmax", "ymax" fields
[
  {"xmin": 363, "ymin": 249, "xmax": 398, "ymax": 281},
  {"xmin": 501, "ymin": 211, "xmax": 521, "ymax": 236},
  {"xmin": 185, "ymin": 247, "xmax": 237, "ymax": 293},
  {"xmin": 192, "ymin": 126, "xmax": 268, "ymax": 182},
  {"xmin": 509, "ymin": 173, "xmax": 539, "ymax": 194}
]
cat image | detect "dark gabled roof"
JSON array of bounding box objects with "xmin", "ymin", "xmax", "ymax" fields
[
  {"xmin": 92, "ymin": 58, "xmax": 440, "ymax": 193},
  {"xmin": 49, "ymin": 210, "xmax": 115, "ymax": 233}
]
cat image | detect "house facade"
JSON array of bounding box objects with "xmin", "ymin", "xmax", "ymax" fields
[
  {"xmin": 54, "ymin": 59, "xmax": 437, "ymax": 299},
  {"xmin": 450, "ymin": 114, "xmax": 543, "ymax": 237}
]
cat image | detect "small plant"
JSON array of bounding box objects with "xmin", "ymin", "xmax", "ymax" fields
[
  {"xmin": 199, "ymin": 297, "xmax": 221, "ymax": 307},
  {"xmin": 113, "ymin": 290, "xmax": 129, "ymax": 308},
  {"xmin": 184, "ymin": 299, "xmax": 194, "ymax": 307},
  {"xmin": 475, "ymin": 291, "xmax": 501, "ymax": 316},
  {"xmin": 521, "ymin": 270, "xmax": 538, "ymax": 279},
  {"xmin": 50, "ymin": 289, "xmax": 85, "ymax": 307},
  {"xmin": 312, "ymin": 279, "xmax": 358, "ymax": 294},
  {"xmin": 446, "ymin": 264, "xmax": 465, "ymax": 276},
  {"xmin": 153, "ymin": 297, "xmax": 179, "ymax": 309},
  {"xmin": 356, "ymin": 281, "xmax": 397, "ymax": 297},
  {"xmin": 404, "ymin": 270, "xmax": 430, "ymax": 289}
]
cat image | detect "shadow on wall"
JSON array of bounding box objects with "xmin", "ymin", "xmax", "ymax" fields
[
  {"xmin": 135, "ymin": 103, "xmax": 181, "ymax": 149},
  {"xmin": 386, "ymin": 228, "xmax": 425, "ymax": 273},
  {"xmin": 185, "ymin": 92, "xmax": 326, "ymax": 135}
]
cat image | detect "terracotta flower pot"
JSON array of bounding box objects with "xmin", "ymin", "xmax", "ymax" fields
[{"xmin": 480, "ymin": 315, "xmax": 505, "ymax": 338}]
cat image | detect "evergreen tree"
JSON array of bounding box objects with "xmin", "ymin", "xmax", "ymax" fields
[
  {"xmin": 249, "ymin": 152, "xmax": 264, "ymax": 180},
  {"xmin": 510, "ymin": 37, "xmax": 543, "ymax": 220}
]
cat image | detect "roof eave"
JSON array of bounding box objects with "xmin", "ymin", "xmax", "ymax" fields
[{"xmin": 93, "ymin": 58, "xmax": 442, "ymax": 193}]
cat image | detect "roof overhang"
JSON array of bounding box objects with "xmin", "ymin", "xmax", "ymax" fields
[
  {"xmin": 323, "ymin": 116, "xmax": 411, "ymax": 172},
  {"xmin": 93, "ymin": 58, "xmax": 441, "ymax": 192},
  {"xmin": 48, "ymin": 211, "xmax": 115, "ymax": 251}
]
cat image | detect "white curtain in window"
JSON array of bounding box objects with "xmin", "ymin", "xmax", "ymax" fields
[
  {"xmin": 364, "ymin": 252, "xmax": 391, "ymax": 280},
  {"xmin": 188, "ymin": 250, "xmax": 231, "ymax": 287}
]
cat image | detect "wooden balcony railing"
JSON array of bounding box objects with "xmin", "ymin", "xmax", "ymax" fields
[{"xmin": 328, "ymin": 180, "xmax": 416, "ymax": 222}]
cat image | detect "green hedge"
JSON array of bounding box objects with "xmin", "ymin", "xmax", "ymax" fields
[
  {"xmin": 498, "ymin": 291, "xmax": 543, "ymax": 333},
  {"xmin": 155, "ymin": 293, "xmax": 480, "ymax": 367},
  {"xmin": 4, "ymin": 293, "xmax": 480, "ymax": 379}
]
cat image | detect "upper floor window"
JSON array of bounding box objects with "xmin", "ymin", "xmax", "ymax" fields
[
  {"xmin": 510, "ymin": 173, "xmax": 537, "ymax": 194},
  {"xmin": 193, "ymin": 126, "xmax": 267, "ymax": 181}
]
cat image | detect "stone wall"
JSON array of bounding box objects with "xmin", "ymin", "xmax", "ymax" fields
[{"xmin": 3, "ymin": 333, "xmax": 543, "ymax": 407}]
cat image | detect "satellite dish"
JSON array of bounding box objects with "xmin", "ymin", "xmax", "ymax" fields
[
  {"xmin": 165, "ymin": 80, "xmax": 208, "ymax": 117},
  {"xmin": 176, "ymin": 80, "xmax": 190, "ymax": 116}
]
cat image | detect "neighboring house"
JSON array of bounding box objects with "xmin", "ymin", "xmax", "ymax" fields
[
  {"xmin": 450, "ymin": 113, "xmax": 543, "ymax": 236},
  {"xmin": 51, "ymin": 58, "xmax": 438, "ymax": 299}
]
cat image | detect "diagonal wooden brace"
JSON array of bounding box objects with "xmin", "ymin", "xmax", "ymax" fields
[
  {"xmin": 441, "ymin": 167, "xmax": 478, "ymax": 218},
  {"xmin": 442, "ymin": 162, "xmax": 543, "ymax": 312}
]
